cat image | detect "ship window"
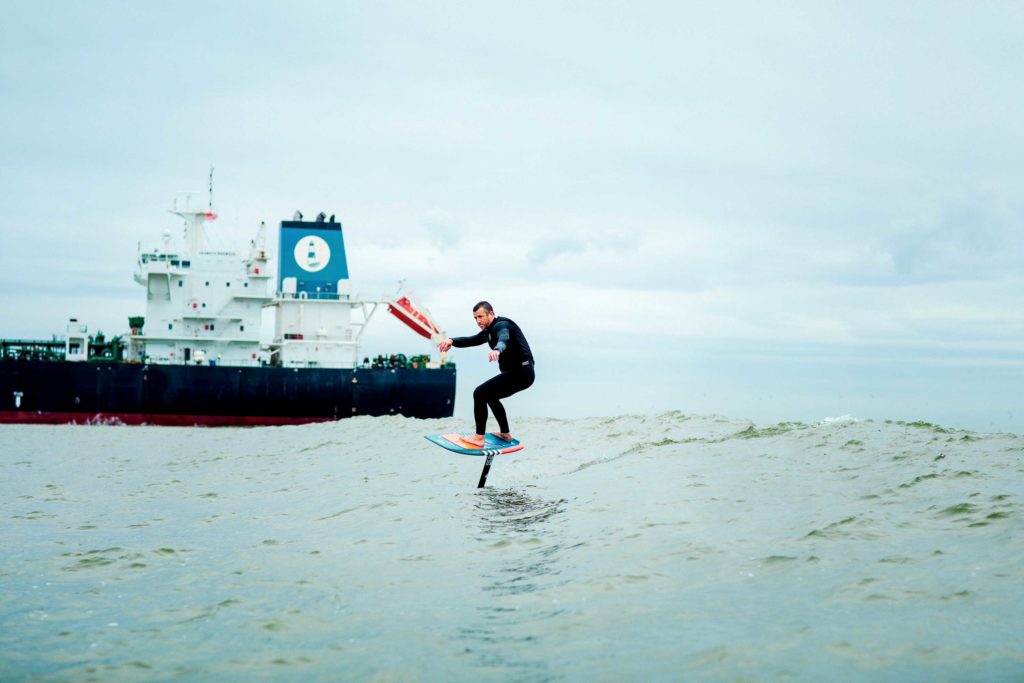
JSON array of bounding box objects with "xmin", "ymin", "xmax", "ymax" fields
[
  {"xmin": 210, "ymin": 324, "xmax": 215, "ymax": 331},
  {"xmin": 171, "ymin": 260, "xmax": 180, "ymax": 266},
  {"xmin": 182, "ymin": 261, "xmax": 191, "ymax": 268},
  {"xmin": 240, "ymin": 325, "xmax": 245, "ymax": 331},
  {"xmin": 202, "ymin": 303, "xmax": 206, "ymax": 308},
  {"xmin": 178, "ymin": 281, "xmax": 183, "ymax": 287},
  {"xmin": 205, "ymin": 281, "xmax": 210, "ymax": 286},
  {"xmin": 168, "ymin": 323, "xmax": 173, "ymax": 330},
  {"xmin": 226, "ymin": 282, "xmax": 230, "ymax": 287},
  {"xmin": 244, "ymin": 282, "xmax": 249, "ymax": 287}
]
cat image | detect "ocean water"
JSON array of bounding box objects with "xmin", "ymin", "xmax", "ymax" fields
[{"xmin": 1, "ymin": 413, "xmax": 1022, "ymax": 682}]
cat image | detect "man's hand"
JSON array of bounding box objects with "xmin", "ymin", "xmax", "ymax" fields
[
  {"xmin": 488, "ymin": 350, "xmax": 500, "ymax": 362},
  {"xmin": 438, "ymin": 338, "xmax": 453, "ymax": 352}
]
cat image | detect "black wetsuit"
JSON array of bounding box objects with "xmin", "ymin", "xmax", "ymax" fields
[{"xmin": 451, "ymin": 316, "xmax": 535, "ymax": 435}]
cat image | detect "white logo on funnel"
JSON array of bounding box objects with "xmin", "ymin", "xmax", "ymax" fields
[{"xmin": 294, "ymin": 235, "xmax": 331, "ymax": 273}]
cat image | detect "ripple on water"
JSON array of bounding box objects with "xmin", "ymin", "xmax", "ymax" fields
[{"xmin": 1, "ymin": 417, "xmax": 1021, "ymax": 681}]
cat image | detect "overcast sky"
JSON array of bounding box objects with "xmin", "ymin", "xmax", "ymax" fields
[{"xmin": 2, "ymin": 2, "xmax": 1022, "ymax": 432}]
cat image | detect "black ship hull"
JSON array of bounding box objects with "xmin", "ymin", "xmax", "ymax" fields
[{"xmin": 0, "ymin": 359, "xmax": 456, "ymax": 426}]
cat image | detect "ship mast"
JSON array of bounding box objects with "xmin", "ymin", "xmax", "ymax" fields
[{"xmin": 170, "ymin": 165, "xmax": 218, "ymax": 256}]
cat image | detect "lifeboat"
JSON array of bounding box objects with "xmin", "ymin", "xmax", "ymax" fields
[{"xmin": 388, "ymin": 295, "xmax": 441, "ymax": 341}]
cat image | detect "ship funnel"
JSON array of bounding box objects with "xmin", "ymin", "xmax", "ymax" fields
[{"xmin": 277, "ymin": 217, "xmax": 348, "ymax": 299}]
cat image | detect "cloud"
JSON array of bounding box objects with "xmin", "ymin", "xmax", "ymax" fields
[
  {"xmin": 420, "ymin": 209, "xmax": 463, "ymax": 250},
  {"xmin": 877, "ymin": 193, "xmax": 1023, "ymax": 284},
  {"xmin": 525, "ymin": 229, "xmax": 635, "ymax": 265}
]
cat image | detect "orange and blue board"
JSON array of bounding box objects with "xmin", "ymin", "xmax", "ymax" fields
[{"xmin": 424, "ymin": 433, "xmax": 523, "ymax": 456}]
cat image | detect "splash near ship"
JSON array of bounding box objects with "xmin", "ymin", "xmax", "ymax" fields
[{"xmin": 0, "ymin": 181, "xmax": 456, "ymax": 425}]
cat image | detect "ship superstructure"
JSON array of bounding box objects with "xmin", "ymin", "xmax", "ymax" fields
[
  {"xmin": 268, "ymin": 216, "xmax": 385, "ymax": 368},
  {"xmin": 127, "ymin": 196, "xmax": 272, "ymax": 367}
]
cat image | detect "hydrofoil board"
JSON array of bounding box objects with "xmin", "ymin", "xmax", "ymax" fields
[{"xmin": 424, "ymin": 433, "xmax": 523, "ymax": 456}]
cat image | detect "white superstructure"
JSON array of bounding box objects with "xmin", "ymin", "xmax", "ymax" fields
[
  {"xmin": 128, "ymin": 195, "xmax": 273, "ymax": 366},
  {"xmin": 127, "ymin": 177, "xmax": 444, "ymax": 370}
]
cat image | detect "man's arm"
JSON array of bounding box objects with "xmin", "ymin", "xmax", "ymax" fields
[
  {"xmin": 481, "ymin": 321, "xmax": 511, "ymax": 362},
  {"xmin": 492, "ymin": 321, "xmax": 510, "ymax": 354},
  {"xmin": 438, "ymin": 329, "xmax": 487, "ymax": 352}
]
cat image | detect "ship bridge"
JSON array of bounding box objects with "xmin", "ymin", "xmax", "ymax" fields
[{"xmin": 128, "ymin": 196, "xmax": 272, "ymax": 367}]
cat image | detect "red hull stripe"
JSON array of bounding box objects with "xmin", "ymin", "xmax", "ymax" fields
[{"xmin": 0, "ymin": 411, "xmax": 336, "ymax": 427}]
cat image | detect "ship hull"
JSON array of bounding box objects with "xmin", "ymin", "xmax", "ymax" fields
[{"xmin": 0, "ymin": 359, "xmax": 455, "ymax": 426}]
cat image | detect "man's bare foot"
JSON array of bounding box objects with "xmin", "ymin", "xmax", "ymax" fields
[
  {"xmin": 464, "ymin": 434, "xmax": 486, "ymax": 447},
  {"xmin": 495, "ymin": 432, "xmax": 512, "ymax": 442}
]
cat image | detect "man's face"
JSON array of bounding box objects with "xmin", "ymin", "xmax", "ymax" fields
[{"xmin": 473, "ymin": 308, "xmax": 495, "ymax": 330}]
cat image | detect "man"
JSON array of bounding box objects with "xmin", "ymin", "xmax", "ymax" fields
[{"xmin": 438, "ymin": 301, "xmax": 535, "ymax": 446}]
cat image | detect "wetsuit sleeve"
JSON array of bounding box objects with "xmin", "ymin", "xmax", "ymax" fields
[
  {"xmin": 451, "ymin": 330, "xmax": 487, "ymax": 348},
  {"xmin": 493, "ymin": 322, "xmax": 510, "ymax": 354}
]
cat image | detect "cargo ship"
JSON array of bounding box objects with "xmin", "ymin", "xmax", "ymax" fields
[{"xmin": 0, "ymin": 182, "xmax": 456, "ymax": 425}]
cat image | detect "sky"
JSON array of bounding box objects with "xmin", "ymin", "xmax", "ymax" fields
[{"xmin": 1, "ymin": 1, "xmax": 1022, "ymax": 432}]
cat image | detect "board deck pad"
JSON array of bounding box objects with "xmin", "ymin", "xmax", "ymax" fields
[{"xmin": 424, "ymin": 432, "xmax": 523, "ymax": 456}]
